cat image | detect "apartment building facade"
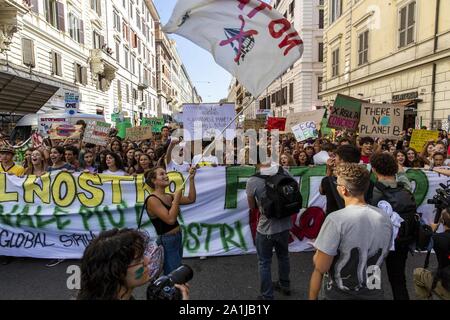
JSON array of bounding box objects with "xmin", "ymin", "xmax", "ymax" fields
[{"xmin": 321, "ymin": 0, "xmax": 450, "ymax": 130}]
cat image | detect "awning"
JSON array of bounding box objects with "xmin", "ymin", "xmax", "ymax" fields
[
  {"xmin": 0, "ymin": 71, "xmax": 59, "ymax": 115},
  {"xmin": 393, "ymin": 99, "xmax": 422, "ymax": 108}
]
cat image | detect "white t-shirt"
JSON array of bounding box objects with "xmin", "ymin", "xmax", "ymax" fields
[
  {"xmin": 166, "ymin": 160, "xmax": 190, "ymax": 173},
  {"xmin": 192, "ymin": 154, "xmax": 219, "ymax": 167},
  {"xmin": 102, "ymin": 169, "xmax": 127, "ymax": 176}
]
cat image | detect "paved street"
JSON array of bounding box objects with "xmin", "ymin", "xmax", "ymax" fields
[{"xmin": 0, "ymin": 251, "xmax": 436, "ymax": 300}]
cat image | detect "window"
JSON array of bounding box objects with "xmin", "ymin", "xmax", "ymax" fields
[
  {"xmin": 74, "ymin": 63, "xmax": 87, "ymax": 85},
  {"xmin": 136, "ymin": 11, "xmax": 140, "ymax": 30},
  {"xmin": 330, "ymin": 0, "xmax": 342, "ymax": 24},
  {"xmin": 126, "ymin": 84, "xmax": 130, "ymax": 103},
  {"xmin": 115, "ymin": 41, "xmax": 120, "ymax": 62},
  {"xmin": 22, "ymin": 38, "xmax": 35, "ymax": 68},
  {"xmin": 130, "ymin": 1, "xmax": 133, "ymax": 19},
  {"xmin": 332, "ymin": 48, "xmax": 339, "ymax": 77},
  {"xmin": 113, "ymin": 10, "xmax": 121, "ymax": 32},
  {"xmin": 358, "ymin": 30, "xmax": 369, "ymax": 65},
  {"xmin": 131, "ymin": 56, "xmax": 136, "ymax": 75},
  {"xmin": 318, "ymin": 42, "xmax": 323, "ymax": 62},
  {"xmin": 117, "ymin": 79, "xmax": 122, "ymax": 100},
  {"xmin": 318, "ymin": 77, "xmax": 323, "ymax": 98},
  {"xmin": 399, "ymin": 1, "xmax": 416, "ymax": 48},
  {"xmin": 69, "ymin": 12, "xmax": 83, "ymax": 43},
  {"xmin": 90, "ymin": 0, "xmax": 101, "ymax": 16},
  {"xmin": 51, "ymin": 51, "xmax": 62, "ymax": 76},
  {"xmin": 289, "ymin": 83, "xmax": 294, "ymax": 103},
  {"xmin": 319, "ymin": 9, "xmax": 324, "ymax": 29},
  {"xmin": 45, "ymin": 0, "xmax": 64, "ymax": 31},
  {"xmin": 92, "ymin": 30, "xmax": 103, "ymax": 49},
  {"xmin": 124, "ymin": 46, "xmax": 129, "ymax": 69}
]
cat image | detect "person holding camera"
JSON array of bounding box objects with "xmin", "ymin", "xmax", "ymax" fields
[
  {"xmin": 77, "ymin": 228, "xmax": 189, "ymax": 300},
  {"xmin": 145, "ymin": 166, "xmax": 196, "ymax": 275},
  {"xmin": 414, "ymin": 209, "xmax": 450, "ymax": 300}
]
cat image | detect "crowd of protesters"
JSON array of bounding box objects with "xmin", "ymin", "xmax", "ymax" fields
[{"xmin": 0, "ymin": 121, "xmax": 449, "ymax": 300}]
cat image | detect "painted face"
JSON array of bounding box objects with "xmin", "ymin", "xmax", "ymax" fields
[
  {"xmin": 31, "ymin": 150, "xmax": 43, "ymax": 165},
  {"xmin": 407, "ymin": 150, "xmax": 416, "ymax": 162},
  {"xmin": 105, "ymin": 154, "xmax": 116, "ymax": 168},
  {"xmin": 396, "ymin": 152, "xmax": 406, "ymax": 165},
  {"xmin": 152, "ymin": 168, "xmax": 170, "ymax": 188},
  {"xmin": 84, "ymin": 153, "xmax": 94, "ymax": 166},
  {"xmin": 50, "ymin": 148, "xmax": 63, "ymax": 164},
  {"xmin": 139, "ymin": 155, "xmax": 151, "ymax": 169},
  {"xmin": 125, "ymin": 255, "xmax": 150, "ymax": 290},
  {"xmin": 434, "ymin": 155, "xmax": 445, "ymax": 167}
]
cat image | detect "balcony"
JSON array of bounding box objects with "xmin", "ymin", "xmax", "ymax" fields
[
  {"xmin": 0, "ymin": 0, "xmax": 30, "ymax": 53},
  {"xmin": 90, "ymin": 49, "xmax": 118, "ymax": 92}
]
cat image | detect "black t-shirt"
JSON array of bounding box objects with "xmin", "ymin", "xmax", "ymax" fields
[{"xmin": 433, "ymin": 230, "xmax": 450, "ymax": 269}]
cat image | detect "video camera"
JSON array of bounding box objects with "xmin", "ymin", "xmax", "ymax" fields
[
  {"xmin": 146, "ymin": 265, "xmax": 193, "ymax": 300},
  {"xmin": 427, "ymin": 182, "xmax": 450, "ymax": 223}
]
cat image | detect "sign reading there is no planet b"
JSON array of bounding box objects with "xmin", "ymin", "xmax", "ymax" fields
[{"xmin": 359, "ymin": 103, "xmax": 404, "ymax": 139}]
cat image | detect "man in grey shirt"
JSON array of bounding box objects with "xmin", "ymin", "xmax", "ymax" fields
[
  {"xmin": 246, "ymin": 163, "xmax": 292, "ymax": 300},
  {"xmin": 309, "ymin": 163, "xmax": 393, "ymax": 300}
]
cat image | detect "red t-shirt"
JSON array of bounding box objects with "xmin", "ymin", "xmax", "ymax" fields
[{"xmin": 360, "ymin": 155, "xmax": 370, "ymax": 164}]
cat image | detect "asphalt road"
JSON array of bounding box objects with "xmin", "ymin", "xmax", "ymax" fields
[{"xmin": 0, "ymin": 251, "xmax": 436, "ymax": 300}]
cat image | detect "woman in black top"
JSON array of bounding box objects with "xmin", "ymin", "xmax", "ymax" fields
[{"xmin": 145, "ymin": 166, "xmax": 196, "ymax": 275}]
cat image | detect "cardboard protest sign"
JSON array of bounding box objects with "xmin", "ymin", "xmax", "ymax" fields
[
  {"xmin": 38, "ymin": 115, "xmax": 67, "ymax": 137},
  {"xmin": 83, "ymin": 121, "xmax": 111, "ymax": 146},
  {"xmin": 286, "ymin": 110, "xmax": 325, "ymax": 133},
  {"xmin": 267, "ymin": 117, "xmax": 286, "ymax": 131},
  {"xmin": 182, "ymin": 104, "xmax": 236, "ymax": 141},
  {"xmin": 327, "ymin": 94, "xmax": 362, "ymax": 131},
  {"xmin": 359, "ymin": 103, "xmax": 404, "ymax": 139},
  {"xmin": 142, "ymin": 117, "xmax": 165, "ymax": 133},
  {"xmin": 49, "ymin": 124, "xmax": 83, "ymax": 140},
  {"xmin": 126, "ymin": 126, "xmax": 153, "ymax": 141},
  {"xmin": 292, "ymin": 121, "xmax": 319, "ymax": 142},
  {"xmin": 244, "ymin": 119, "xmax": 266, "ymax": 131},
  {"xmin": 65, "ymin": 92, "xmax": 79, "ymax": 116},
  {"xmin": 410, "ymin": 130, "xmax": 439, "ymax": 153},
  {"xmin": 116, "ymin": 118, "xmax": 132, "ymax": 139}
]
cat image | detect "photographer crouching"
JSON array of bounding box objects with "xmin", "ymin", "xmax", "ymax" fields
[
  {"xmin": 413, "ymin": 208, "xmax": 450, "ymax": 300},
  {"xmin": 77, "ymin": 228, "xmax": 190, "ymax": 300}
]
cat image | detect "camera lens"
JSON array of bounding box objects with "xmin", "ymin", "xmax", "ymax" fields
[{"xmin": 168, "ymin": 264, "xmax": 194, "ymax": 284}]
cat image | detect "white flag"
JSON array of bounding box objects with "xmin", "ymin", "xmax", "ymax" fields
[{"xmin": 163, "ymin": 0, "xmax": 303, "ymax": 98}]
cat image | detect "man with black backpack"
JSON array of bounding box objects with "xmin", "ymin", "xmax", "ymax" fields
[
  {"xmin": 370, "ymin": 152, "xmax": 417, "ymax": 300},
  {"xmin": 246, "ymin": 156, "xmax": 302, "ymax": 300}
]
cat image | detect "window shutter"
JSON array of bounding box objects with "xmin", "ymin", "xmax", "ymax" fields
[
  {"xmin": 31, "ymin": 0, "xmax": 39, "ymax": 13},
  {"xmin": 74, "ymin": 63, "xmax": 81, "ymax": 83},
  {"xmin": 57, "ymin": 53, "xmax": 62, "ymax": 76},
  {"xmin": 51, "ymin": 51, "xmax": 57, "ymax": 74},
  {"xmin": 22, "ymin": 38, "xmax": 36, "ymax": 68},
  {"xmin": 79, "ymin": 20, "xmax": 84, "ymax": 44},
  {"xmin": 81, "ymin": 66, "xmax": 88, "ymax": 85},
  {"xmin": 96, "ymin": 0, "xmax": 101, "ymax": 16},
  {"xmin": 100, "ymin": 35, "xmax": 104, "ymax": 48},
  {"xmin": 56, "ymin": 1, "xmax": 65, "ymax": 32}
]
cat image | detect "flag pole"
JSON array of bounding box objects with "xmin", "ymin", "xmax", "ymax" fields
[{"xmin": 179, "ymin": 95, "xmax": 257, "ymax": 189}]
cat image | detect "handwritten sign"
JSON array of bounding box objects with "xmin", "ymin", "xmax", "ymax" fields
[
  {"xmin": 49, "ymin": 124, "xmax": 83, "ymax": 140},
  {"xmin": 359, "ymin": 103, "xmax": 404, "ymax": 139},
  {"xmin": 182, "ymin": 104, "xmax": 236, "ymax": 141},
  {"xmin": 410, "ymin": 130, "xmax": 439, "ymax": 153},
  {"xmin": 286, "ymin": 110, "xmax": 325, "ymax": 133},
  {"xmin": 38, "ymin": 115, "xmax": 67, "ymax": 137},
  {"xmin": 292, "ymin": 121, "xmax": 319, "ymax": 142},
  {"xmin": 266, "ymin": 117, "xmax": 286, "ymax": 131},
  {"xmin": 244, "ymin": 119, "xmax": 266, "ymax": 131},
  {"xmin": 65, "ymin": 92, "xmax": 79, "ymax": 116},
  {"xmin": 327, "ymin": 94, "xmax": 362, "ymax": 131},
  {"xmin": 142, "ymin": 117, "xmax": 165, "ymax": 133},
  {"xmin": 83, "ymin": 121, "xmax": 111, "ymax": 146},
  {"xmin": 126, "ymin": 126, "xmax": 153, "ymax": 141},
  {"xmin": 116, "ymin": 118, "xmax": 132, "ymax": 139}
]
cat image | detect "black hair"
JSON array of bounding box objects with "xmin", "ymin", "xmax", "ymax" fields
[
  {"xmin": 335, "ymin": 145, "xmax": 361, "ymax": 163},
  {"xmin": 161, "ymin": 126, "xmax": 169, "ymax": 132},
  {"xmin": 101, "ymin": 151, "xmax": 125, "ymax": 171},
  {"xmin": 51, "ymin": 146, "xmax": 65, "ymax": 155},
  {"xmin": 65, "ymin": 145, "xmax": 79, "ymax": 156},
  {"xmin": 360, "ymin": 137, "xmax": 374, "ymax": 145},
  {"xmin": 77, "ymin": 228, "xmax": 148, "ymax": 300},
  {"xmin": 371, "ymin": 152, "xmax": 398, "ymax": 176}
]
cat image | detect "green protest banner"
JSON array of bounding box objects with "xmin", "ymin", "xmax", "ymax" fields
[
  {"xmin": 142, "ymin": 117, "xmax": 165, "ymax": 133},
  {"xmin": 116, "ymin": 118, "xmax": 132, "ymax": 139}
]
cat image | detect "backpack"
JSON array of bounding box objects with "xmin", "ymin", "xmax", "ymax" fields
[
  {"xmin": 254, "ymin": 166, "xmax": 302, "ymax": 219},
  {"xmin": 374, "ymin": 181, "xmax": 419, "ymax": 247}
]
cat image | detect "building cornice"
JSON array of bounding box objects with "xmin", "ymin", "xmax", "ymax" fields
[{"xmin": 353, "ymin": 11, "xmax": 375, "ymax": 28}]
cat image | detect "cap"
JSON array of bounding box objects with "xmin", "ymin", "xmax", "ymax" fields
[{"xmin": 0, "ymin": 145, "xmax": 15, "ymax": 154}]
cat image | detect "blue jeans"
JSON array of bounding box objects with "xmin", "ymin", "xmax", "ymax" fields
[
  {"xmin": 158, "ymin": 231, "xmax": 183, "ymax": 275},
  {"xmin": 255, "ymin": 230, "xmax": 290, "ymax": 300}
]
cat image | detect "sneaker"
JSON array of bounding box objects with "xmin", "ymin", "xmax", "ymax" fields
[
  {"xmin": 273, "ymin": 281, "xmax": 291, "ymax": 296},
  {"xmin": 46, "ymin": 259, "xmax": 65, "ymax": 267}
]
